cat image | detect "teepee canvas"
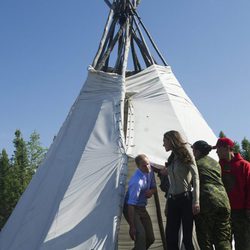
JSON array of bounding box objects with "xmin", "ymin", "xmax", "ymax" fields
[{"xmin": 0, "ymin": 1, "xmax": 217, "ymax": 249}]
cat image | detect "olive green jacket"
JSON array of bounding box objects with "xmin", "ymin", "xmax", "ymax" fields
[{"xmin": 168, "ymin": 156, "xmax": 199, "ymax": 205}]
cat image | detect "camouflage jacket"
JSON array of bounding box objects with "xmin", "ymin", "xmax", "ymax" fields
[{"xmin": 196, "ymin": 155, "xmax": 230, "ymax": 213}]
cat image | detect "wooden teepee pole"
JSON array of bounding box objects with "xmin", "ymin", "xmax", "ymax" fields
[
  {"xmin": 129, "ymin": 2, "xmax": 168, "ymax": 66},
  {"xmin": 92, "ymin": 9, "xmax": 114, "ymax": 68},
  {"xmin": 121, "ymin": 15, "xmax": 132, "ymax": 76},
  {"xmin": 154, "ymin": 190, "xmax": 167, "ymax": 250}
]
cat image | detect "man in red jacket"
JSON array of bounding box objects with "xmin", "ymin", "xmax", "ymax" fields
[{"xmin": 214, "ymin": 137, "xmax": 250, "ymax": 250}]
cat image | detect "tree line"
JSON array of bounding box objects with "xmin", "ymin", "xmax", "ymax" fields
[
  {"xmin": 0, "ymin": 130, "xmax": 47, "ymax": 229},
  {"xmin": 0, "ymin": 130, "xmax": 250, "ymax": 230}
]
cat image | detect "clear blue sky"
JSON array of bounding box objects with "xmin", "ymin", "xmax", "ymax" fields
[{"xmin": 1, "ymin": 0, "xmax": 250, "ymax": 156}]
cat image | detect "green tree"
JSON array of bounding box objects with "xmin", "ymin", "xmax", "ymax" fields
[
  {"xmin": 241, "ymin": 137, "xmax": 250, "ymax": 161},
  {"xmin": 27, "ymin": 131, "xmax": 47, "ymax": 170},
  {"xmin": 12, "ymin": 130, "xmax": 31, "ymax": 195},
  {"xmin": 0, "ymin": 130, "xmax": 48, "ymax": 230},
  {"xmin": 0, "ymin": 149, "xmax": 23, "ymax": 229},
  {"xmin": 0, "ymin": 149, "xmax": 10, "ymax": 228}
]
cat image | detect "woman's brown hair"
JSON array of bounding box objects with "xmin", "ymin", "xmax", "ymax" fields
[{"xmin": 164, "ymin": 130, "xmax": 194, "ymax": 165}]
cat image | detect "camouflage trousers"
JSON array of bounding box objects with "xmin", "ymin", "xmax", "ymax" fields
[
  {"xmin": 231, "ymin": 210, "xmax": 250, "ymax": 250},
  {"xmin": 195, "ymin": 206, "xmax": 231, "ymax": 250}
]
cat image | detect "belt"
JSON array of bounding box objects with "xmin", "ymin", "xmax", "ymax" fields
[
  {"xmin": 168, "ymin": 191, "xmax": 191, "ymax": 200},
  {"xmin": 134, "ymin": 206, "xmax": 147, "ymax": 210}
]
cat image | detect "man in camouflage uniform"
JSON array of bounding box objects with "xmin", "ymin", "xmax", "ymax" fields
[
  {"xmin": 192, "ymin": 140, "xmax": 231, "ymax": 250},
  {"xmin": 215, "ymin": 137, "xmax": 250, "ymax": 250}
]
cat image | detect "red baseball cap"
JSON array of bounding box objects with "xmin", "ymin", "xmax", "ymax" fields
[{"xmin": 213, "ymin": 137, "xmax": 234, "ymax": 149}]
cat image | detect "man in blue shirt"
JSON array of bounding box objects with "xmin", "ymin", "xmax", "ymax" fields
[{"xmin": 124, "ymin": 154, "xmax": 156, "ymax": 250}]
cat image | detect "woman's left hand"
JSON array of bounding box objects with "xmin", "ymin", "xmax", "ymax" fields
[{"xmin": 192, "ymin": 204, "xmax": 200, "ymax": 215}]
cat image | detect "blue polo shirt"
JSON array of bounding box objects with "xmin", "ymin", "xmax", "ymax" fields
[{"xmin": 125, "ymin": 169, "xmax": 156, "ymax": 207}]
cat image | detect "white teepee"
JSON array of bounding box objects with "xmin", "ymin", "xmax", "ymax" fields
[{"xmin": 0, "ymin": 1, "xmax": 217, "ymax": 249}]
